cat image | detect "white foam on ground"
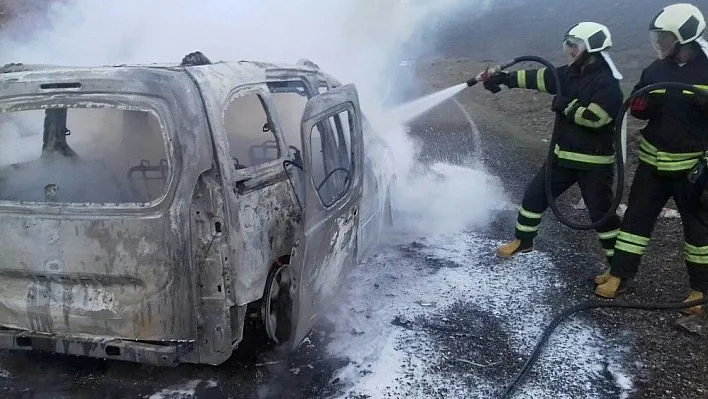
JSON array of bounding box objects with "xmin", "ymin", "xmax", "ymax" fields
[
  {"xmin": 326, "ymin": 221, "xmax": 634, "ymax": 398},
  {"xmin": 609, "ymin": 361, "xmax": 635, "ymax": 399},
  {"xmin": 146, "ymin": 380, "xmax": 217, "ymax": 399},
  {"xmin": 525, "ymin": 320, "xmax": 635, "ymax": 398}
]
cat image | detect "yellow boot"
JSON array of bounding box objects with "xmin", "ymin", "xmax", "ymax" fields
[
  {"xmin": 594, "ymin": 269, "xmax": 612, "ymax": 285},
  {"xmin": 595, "ymin": 275, "xmax": 624, "ymax": 299},
  {"xmin": 496, "ymin": 239, "xmax": 533, "ymax": 259},
  {"xmin": 680, "ymin": 290, "xmax": 704, "ymax": 315}
]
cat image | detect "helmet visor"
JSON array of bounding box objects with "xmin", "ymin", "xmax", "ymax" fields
[
  {"xmin": 650, "ymin": 30, "xmax": 678, "ymax": 59},
  {"xmin": 563, "ymin": 37, "xmax": 586, "ymax": 65}
]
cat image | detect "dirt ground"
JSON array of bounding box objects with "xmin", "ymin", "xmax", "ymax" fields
[{"xmin": 407, "ymin": 56, "xmax": 708, "ymax": 399}]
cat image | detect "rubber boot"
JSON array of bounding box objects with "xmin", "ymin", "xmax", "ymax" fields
[
  {"xmin": 595, "ymin": 274, "xmax": 626, "ymax": 299},
  {"xmin": 594, "ymin": 269, "xmax": 611, "ymax": 285},
  {"xmin": 496, "ymin": 239, "xmax": 533, "ymax": 259},
  {"xmin": 680, "ymin": 290, "xmax": 704, "ymax": 315}
]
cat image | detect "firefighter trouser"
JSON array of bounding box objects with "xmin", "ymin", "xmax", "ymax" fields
[
  {"xmin": 610, "ymin": 163, "xmax": 708, "ymax": 292},
  {"xmin": 515, "ymin": 162, "xmax": 621, "ymax": 263}
]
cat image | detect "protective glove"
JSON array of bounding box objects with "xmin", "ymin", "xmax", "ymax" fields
[
  {"xmin": 482, "ymin": 71, "xmax": 510, "ymax": 94},
  {"xmin": 629, "ymin": 92, "xmax": 658, "ymax": 120},
  {"xmin": 629, "ymin": 93, "xmax": 650, "ymax": 112},
  {"xmin": 551, "ymin": 95, "xmax": 572, "ymax": 114}
]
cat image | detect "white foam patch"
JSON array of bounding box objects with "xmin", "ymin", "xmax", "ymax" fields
[
  {"xmin": 610, "ymin": 364, "xmax": 635, "ymax": 399},
  {"xmin": 146, "ymin": 380, "xmax": 217, "ymax": 399},
  {"xmin": 325, "ymin": 228, "xmax": 634, "ymax": 398},
  {"xmin": 522, "ymin": 320, "xmax": 634, "ymax": 398}
]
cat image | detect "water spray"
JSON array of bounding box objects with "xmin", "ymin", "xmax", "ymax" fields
[
  {"xmin": 384, "ymin": 83, "xmax": 470, "ymax": 125},
  {"xmin": 385, "ymin": 61, "xmax": 516, "ymax": 126}
]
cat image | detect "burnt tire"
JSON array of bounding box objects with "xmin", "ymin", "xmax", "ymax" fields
[{"xmin": 261, "ymin": 263, "xmax": 293, "ymax": 344}]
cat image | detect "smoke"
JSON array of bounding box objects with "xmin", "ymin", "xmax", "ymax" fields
[
  {"xmin": 0, "ymin": 0, "xmax": 464, "ymax": 98},
  {"xmin": 0, "ymin": 0, "xmax": 506, "ymax": 235}
]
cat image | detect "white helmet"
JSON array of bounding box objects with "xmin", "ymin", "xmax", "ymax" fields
[
  {"xmin": 562, "ymin": 21, "xmax": 622, "ymax": 79},
  {"xmin": 564, "ymin": 22, "xmax": 613, "ymax": 55},
  {"xmin": 650, "ymin": 3, "xmax": 707, "ymax": 58}
]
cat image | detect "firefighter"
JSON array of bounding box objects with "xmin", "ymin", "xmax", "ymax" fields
[
  {"xmin": 479, "ymin": 22, "xmax": 624, "ymax": 265},
  {"xmin": 595, "ymin": 3, "xmax": 708, "ymax": 314}
]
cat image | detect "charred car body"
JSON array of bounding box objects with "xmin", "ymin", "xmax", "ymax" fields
[{"xmin": 0, "ymin": 52, "xmax": 395, "ymax": 366}]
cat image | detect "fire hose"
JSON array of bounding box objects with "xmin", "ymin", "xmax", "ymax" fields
[{"xmin": 466, "ymin": 56, "xmax": 708, "ymax": 398}]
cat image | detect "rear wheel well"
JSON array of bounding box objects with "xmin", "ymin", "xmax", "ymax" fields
[
  {"xmin": 246, "ymin": 254, "xmax": 293, "ymax": 311},
  {"xmin": 261, "ymin": 253, "xmax": 294, "ymax": 344}
]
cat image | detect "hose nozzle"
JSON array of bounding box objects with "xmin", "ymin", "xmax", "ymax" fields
[{"xmin": 466, "ymin": 62, "xmax": 510, "ymax": 87}]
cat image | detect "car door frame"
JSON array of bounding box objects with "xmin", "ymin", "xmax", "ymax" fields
[{"xmin": 288, "ymin": 83, "xmax": 364, "ymax": 349}]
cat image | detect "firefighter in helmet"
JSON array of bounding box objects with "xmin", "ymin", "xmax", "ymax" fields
[
  {"xmin": 595, "ymin": 4, "xmax": 708, "ymax": 314},
  {"xmin": 478, "ymin": 22, "xmax": 624, "ymax": 266}
]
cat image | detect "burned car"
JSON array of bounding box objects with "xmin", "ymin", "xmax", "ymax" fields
[{"xmin": 0, "ymin": 52, "xmax": 395, "ymax": 366}]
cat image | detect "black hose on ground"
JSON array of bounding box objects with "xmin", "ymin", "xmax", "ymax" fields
[{"xmin": 498, "ymin": 296, "xmax": 708, "ymax": 399}]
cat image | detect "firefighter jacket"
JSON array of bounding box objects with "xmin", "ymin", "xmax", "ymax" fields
[
  {"xmin": 507, "ymin": 60, "xmax": 623, "ymax": 170},
  {"xmin": 630, "ymin": 51, "xmax": 708, "ymax": 176}
]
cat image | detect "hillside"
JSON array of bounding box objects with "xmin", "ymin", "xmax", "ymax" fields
[{"xmin": 414, "ymin": 0, "xmax": 708, "ymax": 85}]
